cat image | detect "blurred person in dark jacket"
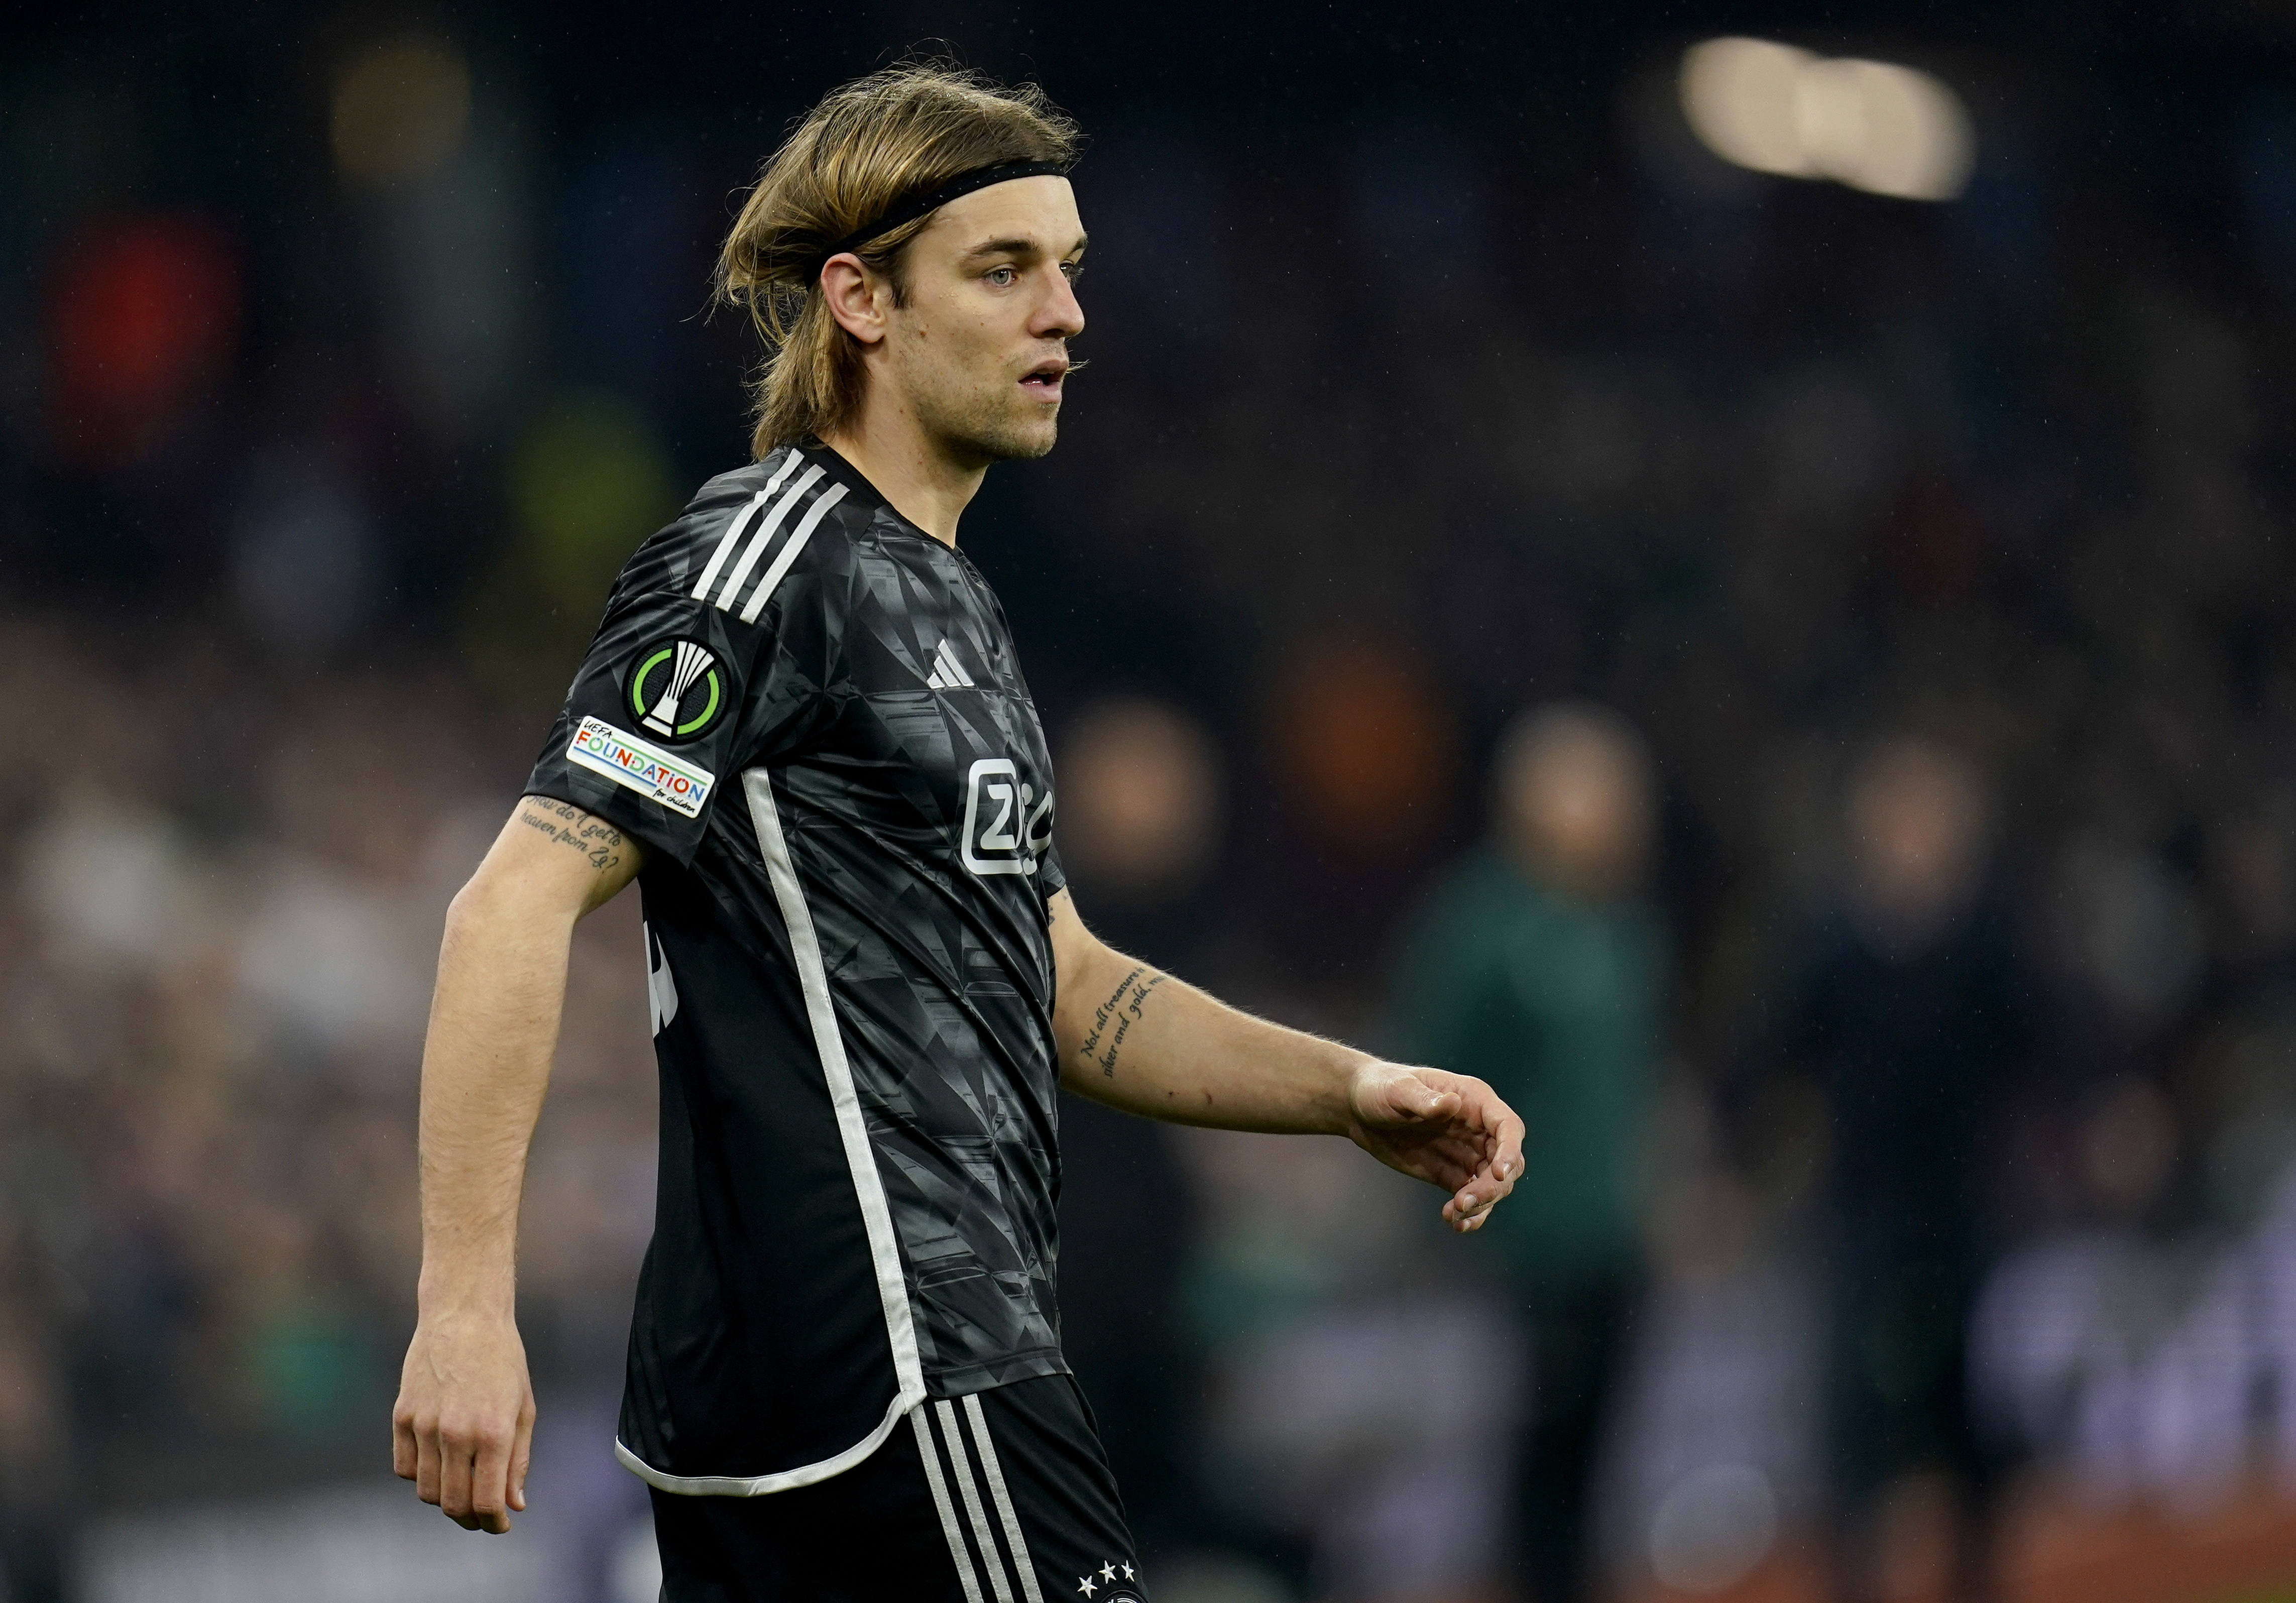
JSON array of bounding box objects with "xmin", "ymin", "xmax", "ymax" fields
[
  {"xmin": 1787, "ymin": 738, "xmax": 2027, "ymax": 1603},
  {"xmin": 1390, "ymin": 704, "xmax": 1665, "ymax": 1603}
]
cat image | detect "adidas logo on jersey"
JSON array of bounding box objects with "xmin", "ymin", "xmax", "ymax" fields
[{"xmin": 924, "ymin": 639, "xmax": 975, "ymax": 691}]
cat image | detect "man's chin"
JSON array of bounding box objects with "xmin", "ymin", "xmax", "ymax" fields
[
  {"xmin": 917, "ymin": 387, "xmax": 1061, "ymax": 466},
  {"xmin": 954, "ymin": 418, "xmax": 1058, "ymax": 464},
  {"xmin": 1002, "ymin": 423, "xmax": 1057, "ymax": 462}
]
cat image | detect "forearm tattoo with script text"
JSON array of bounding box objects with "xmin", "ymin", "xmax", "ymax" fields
[
  {"xmin": 1078, "ymin": 964, "xmax": 1167, "ymax": 1078},
  {"xmin": 518, "ymin": 798, "xmax": 627, "ymax": 873}
]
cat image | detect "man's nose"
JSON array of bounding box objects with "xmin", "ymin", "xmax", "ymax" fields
[{"xmin": 1034, "ymin": 268, "xmax": 1084, "ymax": 339}]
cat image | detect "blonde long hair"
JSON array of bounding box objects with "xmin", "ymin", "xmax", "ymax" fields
[{"xmin": 714, "ymin": 63, "xmax": 1080, "ymax": 457}]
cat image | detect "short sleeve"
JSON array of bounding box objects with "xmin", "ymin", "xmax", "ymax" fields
[
  {"xmin": 1034, "ymin": 840, "xmax": 1067, "ymax": 902},
  {"xmin": 525, "ymin": 460, "xmax": 847, "ymax": 867}
]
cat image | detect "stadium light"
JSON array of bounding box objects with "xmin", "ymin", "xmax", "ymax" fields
[{"xmin": 1679, "ymin": 37, "xmax": 1975, "ymax": 201}]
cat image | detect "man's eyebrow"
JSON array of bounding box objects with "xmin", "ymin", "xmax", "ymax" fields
[{"xmin": 960, "ymin": 232, "xmax": 1090, "ymax": 262}]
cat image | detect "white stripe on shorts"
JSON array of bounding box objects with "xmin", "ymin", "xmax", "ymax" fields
[
  {"xmin": 911, "ymin": 1405, "xmax": 985, "ymax": 1603},
  {"xmin": 936, "ymin": 1399, "xmax": 1016, "ymax": 1603},
  {"xmin": 964, "ymin": 1392, "xmax": 1046, "ymax": 1603}
]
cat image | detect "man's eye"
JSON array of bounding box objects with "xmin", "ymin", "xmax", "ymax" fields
[
  {"xmin": 1060, "ymin": 262, "xmax": 1083, "ymax": 283},
  {"xmin": 986, "ymin": 267, "xmax": 1017, "ymax": 286}
]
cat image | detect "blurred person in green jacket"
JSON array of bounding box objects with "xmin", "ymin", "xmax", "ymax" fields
[{"xmin": 1391, "ymin": 703, "xmax": 1665, "ymax": 1603}]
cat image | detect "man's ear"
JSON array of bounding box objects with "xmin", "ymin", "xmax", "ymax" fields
[{"xmin": 820, "ymin": 254, "xmax": 889, "ymax": 347}]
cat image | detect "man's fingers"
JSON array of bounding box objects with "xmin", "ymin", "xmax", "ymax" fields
[
  {"xmin": 1386, "ymin": 1126, "xmax": 1497, "ymax": 1185},
  {"xmin": 1440, "ymin": 1196, "xmax": 1488, "ymax": 1233},
  {"xmin": 471, "ymin": 1429, "xmax": 513, "ymax": 1535},
  {"xmin": 1471, "ymin": 1145, "xmax": 1520, "ymax": 1199},
  {"xmin": 396, "ymin": 1319, "xmax": 536, "ymax": 1534},
  {"xmin": 1416, "ymin": 1155, "xmax": 1481, "ymax": 1195},
  {"xmin": 414, "ymin": 1425, "xmax": 442, "ymax": 1507},
  {"xmin": 438, "ymin": 1425, "xmax": 478, "ymax": 1525},
  {"xmin": 1427, "ymin": 1133, "xmax": 1491, "ymax": 1168},
  {"xmin": 1349, "ymin": 1068, "xmax": 1524, "ymax": 1235},
  {"xmin": 1417, "ymin": 1135, "xmax": 1498, "ymax": 1186},
  {"xmin": 1491, "ymin": 1110, "xmax": 1526, "ymax": 1186},
  {"xmin": 1457, "ymin": 1159, "xmax": 1518, "ymax": 1215},
  {"xmin": 1412, "ymin": 1086, "xmax": 1461, "ymax": 1120},
  {"xmin": 1369, "ymin": 1077, "xmax": 1458, "ymax": 1125},
  {"xmin": 1442, "ymin": 1151, "xmax": 1521, "ymax": 1230},
  {"xmin": 1442, "ymin": 1194, "xmax": 1497, "ymax": 1231},
  {"xmin": 509, "ymin": 1408, "xmax": 534, "ymax": 1514},
  {"xmin": 1447, "ymin": 1186, "xmax": 1496, "ymax": 1221},
  {"xmin": 1450, "ymin": 1089, "xmax": 1521, "ymax": 1152}
]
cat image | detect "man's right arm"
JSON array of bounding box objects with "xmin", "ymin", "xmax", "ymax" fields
[{"xmin": 391, "ymin": 795, "xmax": 643, "ymax": 1533}]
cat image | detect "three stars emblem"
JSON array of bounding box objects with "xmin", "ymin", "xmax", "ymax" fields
[{"xmin": 1076, "ymin": 1559, "xmax": 1138, "ymax": 1596}]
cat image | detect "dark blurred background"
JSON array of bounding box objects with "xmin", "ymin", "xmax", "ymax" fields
[{"xmin": 7, "ymin": 3, "xmax": 2296, "ymax": 1600}]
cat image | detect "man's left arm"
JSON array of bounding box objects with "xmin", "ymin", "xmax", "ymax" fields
[{"xmin": 1048, "ymin": 890, "xmax": 1524, "ymax": 1233}]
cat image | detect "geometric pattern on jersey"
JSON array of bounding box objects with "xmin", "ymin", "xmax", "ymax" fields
[{"xmin": 524, "ymin": 442, "xmax": 1070, "ymax": 1496}]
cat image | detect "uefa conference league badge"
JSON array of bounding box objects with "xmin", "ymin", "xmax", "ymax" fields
[
  {"xmin": 624, "ymin": 636, "xmax": 728, "ymax": 744},
  {"xmin": 560, "ymin": 635, "xmax": 730, "ymax": 821}
]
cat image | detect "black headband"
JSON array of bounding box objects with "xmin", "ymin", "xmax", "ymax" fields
[{"xmin": 811, "ymin": 159, "xmax": 1070, "ymax": 277}]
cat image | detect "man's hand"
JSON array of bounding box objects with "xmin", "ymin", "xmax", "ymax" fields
[
  {"xmin": 1344, "ymin": 1062, "xmax": 1525, "ymax": 1233},
  {"xmin": 393, "ymin": 1313, "xmax": 536, "ymax": 1533},
  {"xmin": 1051, "ymin": 893, "xmax": 1527, "ymax": 1223},
  {"xmin": 392, "ymin": 797, "xmax": 639, "ymax": 1533}
]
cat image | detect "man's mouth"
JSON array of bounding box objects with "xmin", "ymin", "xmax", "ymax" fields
[{"xmin": 1019, "ymin": 359, "xmax": 1067, "ymax": 397}]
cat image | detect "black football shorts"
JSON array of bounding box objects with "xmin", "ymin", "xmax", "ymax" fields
[{"xmin": 650, "ymin": 1373, "xmax": 1147, "ymax": 1603}]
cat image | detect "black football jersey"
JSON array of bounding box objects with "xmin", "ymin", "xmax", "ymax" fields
[{"xmin": 525, "ymin": 442, "xmax": 1069, "ymax": 1496}]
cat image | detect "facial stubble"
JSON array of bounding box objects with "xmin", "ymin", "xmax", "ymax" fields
[
  {"xmin": 892, "ymin": 310, "xmax": 1063, "ymax": 465},
  {"xmin": 916, "ymin": 367, "xmax": 1060, "ymax": 464}
]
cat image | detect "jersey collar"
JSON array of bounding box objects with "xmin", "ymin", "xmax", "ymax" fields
[{"xmin": 794, "ymin": 440, "xmax": 971, "ymax": 552}]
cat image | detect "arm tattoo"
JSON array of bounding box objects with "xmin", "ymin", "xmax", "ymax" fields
[
  {"xmin": 518, "ymin": 798, "xmax": 628, "ymax": 873},
  {"xmin": 1077, "ymin": 965, "xmax": 1167, "ymax": 1078}
]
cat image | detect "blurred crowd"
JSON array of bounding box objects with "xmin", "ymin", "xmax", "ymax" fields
[{"xmin": 6, "ymin": 13, "xmax": 2296, "ymax": 1603}]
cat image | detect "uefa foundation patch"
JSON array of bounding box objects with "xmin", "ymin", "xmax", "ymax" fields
[{"xmin": 566, "ymin": 716, "xmax": 715, "ymax": 818}]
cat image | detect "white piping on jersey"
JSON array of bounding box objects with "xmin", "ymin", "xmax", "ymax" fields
[
  {"xmin": 757, "ymin": 775, "xmax": 923, "ymax": 1405},
  {"xmin": 739, "ymin": 482, "xmax": 848, "ymax": 624},
  {"xmin": 913, "ymin": 1407, "xmax": 988, "ymax": 1603},
  {"xmin": 965, "ymin": 1392, "xmax": 1047, "ymax": 1603},
  {"xmin": 690, "ymin": 448, "xmax": 807, "ymax": 601},
  {"xmin": 714, "ymin": 464, "xmax": 826, "ymax": 612},
  {"xmin": 937, "ymin": 1401, "xmax": 1016, "ymax": 1603},
  {"xmin": 616, "ymin": 766, "xmax": 927, "ymax": 1499},
  {"xmin": 613, "ymin": 1397, "xmax": 908, "ymax": 1497}
]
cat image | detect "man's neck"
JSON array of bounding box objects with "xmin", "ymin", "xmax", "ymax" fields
[{"xmin": 819, "ymin": 397, "xmax": 986, "ymax": 548}]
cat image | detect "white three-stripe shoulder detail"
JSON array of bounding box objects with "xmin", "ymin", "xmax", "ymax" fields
[
  {"xmin": 690, "ymin": 489, "xmax": 769, "ymax": 600},
  {"xmin": 738, "ymin": 482, "xmax": 847, "ymax": 624},
  {"xmin": 690, "ymin": 449, "xmax": 807, "ymax": 600},
  {"xmin": 715, "ymin": 465, "xmax": 825, "ymax": 611}
]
